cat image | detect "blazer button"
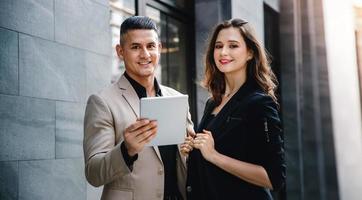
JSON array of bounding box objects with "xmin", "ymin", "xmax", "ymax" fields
[
  {"xmin": 158, "ymin": 168, "xmax": 163, "ymax": 175},
  {"xmin": 186, "ymin": 186, "xmax": 192, "ymax": 193}
]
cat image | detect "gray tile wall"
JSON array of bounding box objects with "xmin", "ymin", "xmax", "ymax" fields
[
  {"xmin": 55, "ymin": 102, "xmax": 85, "ymax": 159},
  {"xmin": 85, "ymin": 52, "xmax": 112, "ymax": 97},
  {"xmin": 0, "ymin": 0, "xmax": 110, "ymax": 199},
  {"xmin": 19, "ymin": 34, "xmax": 86, "ymax": 102},
  {"xmin": 0, "ymin": 0, "xmax": 54, "ymax": 40},
  {"xmin": 18, "ymin": 159, "xmax": 85, "ymax": 200},
  {"xmin": 0, "ymin": 161, "xmax": 18, "ymax": 200},
  {"xmin": 54, "ymin": 0, "xmax": 111, "ymax": 56},
  {"xmin": 90, "ymin": 0, "xmax": 109, "ymax": 6},
  {"xmin": 0, "ymin": 95, "xmax": 55, "ymax": 161},
  {"xmin": 0, "ymin": 28, "xmax": 18, "ymax": 95}
]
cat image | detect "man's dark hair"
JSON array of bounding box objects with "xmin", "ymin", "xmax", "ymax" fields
[{"xmin": 120, "ymin": 16, "xmax": 159, "ymax": 44}]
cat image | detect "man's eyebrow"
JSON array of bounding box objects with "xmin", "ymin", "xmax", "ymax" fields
[{"xmin": 129, "ymin": 42, "xmax": 157, "ymax": 45}]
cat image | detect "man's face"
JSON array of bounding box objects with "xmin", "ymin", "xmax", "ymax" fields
[{"xmin": 116, "ymin": 29, "xmax": 161, "ymax": 81}]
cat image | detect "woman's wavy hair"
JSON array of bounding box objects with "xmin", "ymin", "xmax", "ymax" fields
[{"xmin": 202, "ymin": 18, "xmax": 278, "ymax": 105}]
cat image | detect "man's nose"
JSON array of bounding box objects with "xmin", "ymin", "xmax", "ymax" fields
[{"xmin": 140, "ymin": 47, "xmax": 151, "ymax": 58}]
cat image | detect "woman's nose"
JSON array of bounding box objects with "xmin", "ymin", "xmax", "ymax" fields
[{"xmin": 220, "ymin": 46, "xmax": 228, "ymax": 55}]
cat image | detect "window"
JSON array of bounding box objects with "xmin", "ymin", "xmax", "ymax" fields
[
  {"xmin": 146, "ymin": 6, "xmax": 188, "ymax": 94},
  {"xmin": 141, "ymin": 0, "xmax": 197, "ymax": 120}
]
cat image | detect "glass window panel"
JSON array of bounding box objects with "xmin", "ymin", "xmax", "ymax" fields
[
  {"xmin": 159, "ymin": 0, "xmax": 185, "ymax": 9},
  {"xmin": 167, "ymin": 16, "xmax": 187, "ymax": 93},
  {"xmin": 146, "ymin": 6, "xmax": 188, "ymax": 94},
  {"xmin": 145, "ymin": 6, "xmax": 163, "ymax": 82}
]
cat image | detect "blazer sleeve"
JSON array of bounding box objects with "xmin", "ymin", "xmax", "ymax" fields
[
  {"xmin": 181, "ymin": 100, "xmax": 195, "ymax": 163},
  {"xmin": 186, "ymin": 106, "xmax": 195, "ymax": 135},
  {"xmin": 253, "ymin": 95, "xmax": 286, "ymax": 191},
  {"xmin": 83, "ymin": 94, "xmax": 131, "ymax": 187},
  {"xmin": 177, "ymin": 108, "xmax": 194, "ymax": 200}
]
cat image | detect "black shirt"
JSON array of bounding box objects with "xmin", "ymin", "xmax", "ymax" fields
[{"xmin": 122, "ymin": 72, "xmax": 182, "ymax": 199}]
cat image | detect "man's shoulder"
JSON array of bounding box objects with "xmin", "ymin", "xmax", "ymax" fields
[{"xmin": 88, "ymin": 82, "xmax": 120, "ymax": 101}]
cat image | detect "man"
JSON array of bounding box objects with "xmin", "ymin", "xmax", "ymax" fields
[{"xmin": 83, "ymin": 16, "xmax": 193, "ymax": 200}]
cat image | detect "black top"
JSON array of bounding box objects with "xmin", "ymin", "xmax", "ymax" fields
[
  {"xmin": 122, "ymin": 72, "xmax": 182, "ymax": 199},
  {"xmin": 186, "ymin": 79, "xmax": 286, "ymax": 200}
]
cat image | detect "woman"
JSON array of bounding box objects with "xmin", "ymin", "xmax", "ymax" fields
[{"xmin": 181, "ymin": 18, "xmax": 286, "ymax": 200}]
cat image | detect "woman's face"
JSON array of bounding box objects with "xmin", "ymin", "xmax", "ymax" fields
[{"xmin": 213, "ymin": 27, "xmax": 252, "ymax": 75}]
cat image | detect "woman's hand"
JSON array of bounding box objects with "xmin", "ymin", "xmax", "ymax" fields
[
  {"xmin": 193, "ymin": 130, "xmax": 218, "ymax": 162},
  {"xmin": 180, "ymin": 135, "xmax": 194, "ymax": 156}
]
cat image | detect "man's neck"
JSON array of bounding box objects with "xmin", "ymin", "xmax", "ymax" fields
[{"xmin": 126, "ymin": 72, "xmax": 155, "ymax": 97}]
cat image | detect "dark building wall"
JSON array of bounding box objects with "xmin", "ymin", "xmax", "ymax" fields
[{"xmin": 279, "ymin": 0, "xmax": 339, "ymax": 199}]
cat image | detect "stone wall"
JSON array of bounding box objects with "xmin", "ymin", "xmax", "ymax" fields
[{"xmin": 0, "ymin": 0, "xmax": 111, "ymax": 199}]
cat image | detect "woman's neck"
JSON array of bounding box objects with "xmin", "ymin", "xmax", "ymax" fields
[{"xmin": 224, "ymin": 69, "xmax": 247, "ymax": 96}]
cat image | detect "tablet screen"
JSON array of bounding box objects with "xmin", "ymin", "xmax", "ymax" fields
[{"xmin": 140, "ymin": 95, "xmax": 188, "ymax": 146}]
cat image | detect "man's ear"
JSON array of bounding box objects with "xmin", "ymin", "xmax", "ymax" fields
[
  {"xmin": 116, "ymin": 44, "xmax": 124, "ymax": 60},
  {"xmin": 158, "ymin": 42, "xmax": 162, "ymax": 55}
]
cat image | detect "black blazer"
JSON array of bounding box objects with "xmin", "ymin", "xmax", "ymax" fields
[{"xmin": 186, "ymin": 80, "xmax": 286, "ymax": 200}]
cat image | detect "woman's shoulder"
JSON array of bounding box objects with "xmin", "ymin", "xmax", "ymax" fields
[
  {"xmin": 244, "ymin": 90, "xmax": 275, "ymax": 106},
  {"xmin": 242, "ymin": 90, "xmax": 279, "ymax": 117},
  {"xmin": 202, "ymin": 97, "xmax": 216, "ymax": 114}
]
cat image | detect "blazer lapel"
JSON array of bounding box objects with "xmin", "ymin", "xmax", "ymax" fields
[
  {"xmin": 204, "ymin": 80, "xmax": 255, "ymax": 141},
  {"xmin": 196, "ymin": 99, "xmax": 216, "ymax": 133},
  {"xmin": 117, "ymin": 75, "xmax": 163, "ymax": 163},
  {"xmin": 118, "ymin": 75, "xmax": 140, "ymax": 118},
  {"xmin": 205, "ymin": 98, "xmax": 240, "ymax": 139}
]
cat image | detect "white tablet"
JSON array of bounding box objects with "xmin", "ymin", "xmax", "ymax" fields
[{"xmin": 140, "ymin": 95, "xmax": 188, "ymax": 146}]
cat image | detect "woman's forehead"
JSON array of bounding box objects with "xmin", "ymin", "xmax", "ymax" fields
[{"xmin": 216, "ymin": 27, "xmax": 243, "ymax": 42}]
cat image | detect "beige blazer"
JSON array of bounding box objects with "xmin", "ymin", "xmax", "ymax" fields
[{"xmin": 83, "ymin": 75, "xmax": 193, "ymax": 200}]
